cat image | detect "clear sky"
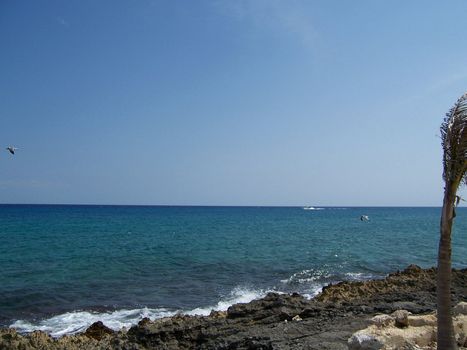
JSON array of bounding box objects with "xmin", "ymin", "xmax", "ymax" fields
[{"xmin": 1, "ymin": 0, "xmax": 467, "ymax": 206}]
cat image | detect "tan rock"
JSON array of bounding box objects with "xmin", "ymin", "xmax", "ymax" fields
[
  {"xmin": 371, "ymin": 314, "xmax": 394, "ymax": 327},
  {"xmin": 454, "ymin": 302, "xmax": 467, "ymax": 316},
  {"xmin": 349, "ymin": 313, "xmax": 467, "ymax": 349},
  {"xmin": 454, "ymin": 314, "xmax": 467, "ymax": 347},
  {"xmin": 348, "ymin": 325, "xmax": 435, "ymax": 349},
  {"xmin": 209, "ymin": 310, "xmax": 227, "ymax": 318},
  {"xmin": 348, "ymin": 331, "xmax": 384, "ymax": 350},
  {"xmin": 408, "ymin": 314, "xmax": 436, "ymax": 327},
  {"xmin": 392, "ymin": 310, "xmax": 410, "ymax": 328}
]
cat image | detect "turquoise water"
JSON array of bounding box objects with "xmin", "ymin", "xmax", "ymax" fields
[{"xmin": 0, "ymin": 205, "xmax": 466, "ymax": 335}]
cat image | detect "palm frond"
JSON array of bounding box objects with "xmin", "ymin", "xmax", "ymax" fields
[{"xmin": 441, "ymin": 92, "xmax": 467, "ymax": 185}]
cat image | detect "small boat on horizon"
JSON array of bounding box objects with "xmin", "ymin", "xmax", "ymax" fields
[{"xmin": 303, "ymin": 206, "xmax": 318, "ymax": 210}]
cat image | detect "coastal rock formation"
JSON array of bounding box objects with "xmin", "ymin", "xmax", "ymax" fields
[
  {"xmin": 0, "ymin": 328, "xmax": 107, "ymax": 350},
  {"xmin": 84, "ymin": 321, "xmax": 115, "ymax": 340},
  {"xmin": 0, "ymin": 265, "xmax": 465, "ymax": 350},
  {"xmin": 348, "ymin": 304, "xmax": 467, "ymax": 349}
]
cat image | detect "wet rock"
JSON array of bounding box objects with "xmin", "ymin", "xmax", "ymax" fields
[
  {"xmin": 84, "ymin": 321, "xmax": 115, "ymax": 340},
  {"xmin": 138, "ymin": 317, "xmax": 151, "ymax": 326},
  {"xmin": 209, "ymin": 310, "xmax": 227, "ymax": 318}
]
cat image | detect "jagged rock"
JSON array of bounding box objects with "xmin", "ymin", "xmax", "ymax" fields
[
  {"xmin": 84, "ymin": 321, "xmax": 114, "ymax": 340},
  {"xmin": 209, "ymin": 310, "xmax": 227, "ymax": 318},
  {"xmin": 403, "ymin": 265, "xmax": 423, "ymax": 274},
  {"xmin": 226, "ymin": 292, "xmax": 308, "ymax": 322},
  {"xmin": 1, "ymin": 266, "xmax": 465, "ymax": 350},
  {"xmin": 138, "ymin": 317, "xmax": 151, "ymax": 326},
  {"xmin": 316, "ymin": 264, "xmax": 442, "ymax": 305},
  {"xmin": 292, "ymin": 315, "xmax": 302, "ymax": 321},
  {"xmin": 28, "ymin": 330, "xmax": 54, "ymax": 346},
  {"xmin": 392, "ymin": 310, "xmax": 410, "ymax": 328}
]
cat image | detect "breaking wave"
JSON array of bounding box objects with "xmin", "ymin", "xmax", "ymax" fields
[
  {"xmin": 9, "ymin": 287, "xmax": 266, "ymax": 337},
  {"xmin": 280, "ymin": 269, "xmax": 381, "ymax": 299},
  {"xmin": 185, "ymin": 286, "xmax": 267, "ymax": 316}
]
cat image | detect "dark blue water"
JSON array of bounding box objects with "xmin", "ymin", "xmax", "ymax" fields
[{"xmin": 0, "ymin": 205, "xmax": 465, "ymax": 335}]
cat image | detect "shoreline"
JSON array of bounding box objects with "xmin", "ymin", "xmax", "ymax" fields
[
  {"xmin": 1, "ymin": 265, "xmax": 466, "ymax": 349},
  {"xmin": 2, "ymin": 271, "xmax": 387, "ymax": 337}
]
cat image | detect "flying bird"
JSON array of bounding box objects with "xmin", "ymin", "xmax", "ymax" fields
[{"xmin": 6, "ymin": 146, "xmax": 18, "ymax": 155}]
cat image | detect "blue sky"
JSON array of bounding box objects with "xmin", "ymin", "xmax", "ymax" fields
[{"xmin": 1, "ymin": 0, "xmax": 467, "ymax": 206}]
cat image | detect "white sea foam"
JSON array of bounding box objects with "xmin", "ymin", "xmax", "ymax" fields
[
  {"xmin": 279, "ymin": 268, "xmax": 333, "ymax": 300},
  {"xmin": 185, "ymin": 286, "xmax": 266, "ymax": 316},
  {"xmin": 280, "ymin": 269, "xmax": 331, "ymax": 284},
  {"xmin": 345, "ymin": 272, "xmax": 377, "ymax": 280},
  {"xmin": 280, "ymin": 268, "xmax": 380, "ymax": 300},
  {"xmin": 302, "ymin": 285, "xmax": 325, "ymax": 299},
  {"xmin": 10, "ymin": 307, "xmax": 175, "ymax": 337},
  {"xmin": 9, "ymin": 287, "xmax": 266, "ymax": 337}
]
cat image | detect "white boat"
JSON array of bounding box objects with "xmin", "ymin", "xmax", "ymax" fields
[
  {"xmin": 303, "ymin": 206, "xmax": 316, "ymax": 210},
  {"xmin": 360, "ymin": 215, "xmax": 370, "ymax": 221}
]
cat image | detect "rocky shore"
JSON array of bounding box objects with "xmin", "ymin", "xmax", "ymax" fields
[{"xmin": 1, "ymin": 265, "xmax": 466, "ymax": 349}]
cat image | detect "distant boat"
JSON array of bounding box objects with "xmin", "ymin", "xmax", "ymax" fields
[
  {"xmin": 360, "ymin": 215, "xmax": 370, "ymax": 222},
  {"xmin": 303, "ymin": 206, "xmax": 315, "ymax": 210}
]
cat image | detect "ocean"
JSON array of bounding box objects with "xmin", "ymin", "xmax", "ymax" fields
[{"xmin": 0, "ymin": 205, "xmax": 466, "ymax": 336}]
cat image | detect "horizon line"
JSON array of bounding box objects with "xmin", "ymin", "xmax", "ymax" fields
[{"xmin": 0, "ymin": 203, "xmax": 446, "ymax": 208}]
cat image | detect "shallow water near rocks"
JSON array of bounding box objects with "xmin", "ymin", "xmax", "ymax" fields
[{"xmin": 1, "ymin": 205, "xmax": 466, "ymax": 336}]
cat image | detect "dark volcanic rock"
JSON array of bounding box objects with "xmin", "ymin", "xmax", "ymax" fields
[
  {"xmin": 84, "ymin": 321, "xmax": 115, "ymax": 340},
  {"xmin": 226, "ymin": 292, "xmax": 308, "ymax": 322},
  {"xmin": 1, "ymin": 265, "xmax": 466, "ymax": 349}
]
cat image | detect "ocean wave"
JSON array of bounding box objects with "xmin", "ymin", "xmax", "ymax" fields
[
  {"xmin": 10, "ymin": 307, "xmax": 175, "ymax": 337},
  {"xmin": 9, "ymin": 287, "xmax": 266, "ymax": 337},
  {"xmin": 185, "ymin": 286, "xmax": 266, "ymax": 316},
  {"xmin": 344, "ymin": 272, "xmax": 377, "ymax": 280},
  {"xmin": 280, "ymin": 269, "xmax": 334, "ymax": 299},
  {"xmin": 280, "ymin": 269, "xmax": 332, "ymax": 285},
  {"xmin": 282, "ymin": 269, "xmax": 378, "ymax": 285},
  {"xmin": 280, "ymin": 268, "xmax": 380, "ymax": 299},
  {"xmin": 301, "ymin": 285, "xmax": 325, "ymax": 299}
]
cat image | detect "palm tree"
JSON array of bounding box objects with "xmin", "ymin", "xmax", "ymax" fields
[{"xmin": 438, "ymin": 92, "xmax": 467, "ymax": 350}]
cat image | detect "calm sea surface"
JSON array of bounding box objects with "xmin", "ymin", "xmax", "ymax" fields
[{"xmin": 0, "ymin": 205, "xmax": 466, "ymax": 335}]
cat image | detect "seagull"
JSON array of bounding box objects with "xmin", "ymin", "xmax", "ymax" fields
[{"xmin": 6, "ymin": 146, "xmax": 18, "ymax": 155}]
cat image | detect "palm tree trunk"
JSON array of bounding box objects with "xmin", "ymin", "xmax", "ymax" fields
[{"xmin": 437, "ymin": 184, "xmax": 458, "ymax": 350}]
